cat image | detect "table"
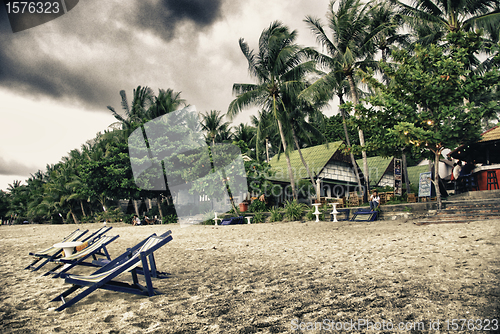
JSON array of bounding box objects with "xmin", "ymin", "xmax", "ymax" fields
[{"xmin": 53, "ymin": 241, "xmax": 83, "ymax": 258}]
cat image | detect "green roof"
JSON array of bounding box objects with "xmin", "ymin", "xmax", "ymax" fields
[
  {"xmin": 268, "ymin": 141, "xmax": 343, "ymax": 182},
  {"xmin": 406, "ymin": 165, "xmax": 430, "ymax": 187},
  {"xmin": 356, "ymin": 156, "xmax": 394, "ymax": 186}
]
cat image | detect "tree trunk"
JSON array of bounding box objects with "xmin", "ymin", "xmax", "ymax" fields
[
  {"xmin": 339, "ymin": 95, "xmax": 363, "ymax": 193},
  {"xmin": 347, "ymin": 73, "xmax": 370, "ymax": 201},
  {"xmin": 133, "ymin": 200, "xmax": 139, "ymax": 216},
  {"xmin": 402, "ymin": 152, "xmax": 410, "ymax": 195},
  {"xmin": 157, "ymin": 195, "xmax": 164, "ymax": 221},
  {"xmin": 70, "ymin": 209, "xmax": 79, "ymax": 224},
  {"xmin": 291, "ymin": 126, "xmax": 319, "ymax": 202},
  {"xmin": 433, "ymin": 150, "xmax": 442, "ymax": 211},
  {"xmin": 265, "ymin": 137, "xmax": 270, "ymax": 163},
  {"xmin": 80, "ymin": 200, "xmax": 87, "ymax": 217},
  {"xmin": 276, "ymin": 118, "xmax": 297, "ymax": 200}
]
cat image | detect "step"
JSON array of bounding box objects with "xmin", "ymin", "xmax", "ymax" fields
[
  {"xmin": 417, "ymin": 212, "xmax": 500, "ymax": 225},
  {"xmin": 449, "ymin": 189, "xmax": 500, "ymax": 201},
  {"xmin": 436, "ymin": 208, "xmax": 500, "ymax": 216}
]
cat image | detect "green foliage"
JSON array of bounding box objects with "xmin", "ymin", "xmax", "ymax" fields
[
  {"xmin": 94, "ymin": 208, "xmax": 125, "ymax": 223},
  {"xmin": 269, "ymin": 207, "xmax": 283, "ymax": 222},
  {"xmin": 162, "ymin": 214, "xmax": 178, "ymax": 224},
  {"xmin": 284, "ymin": 200, "xmax": 307, "ymax": 221},
  {"xmin": 252, "ymin": 212, "xmax": 265, "ymax": 224},
  {"xmin": 248, "ymin": 200, "xmax": 266, "ymax": 213}
]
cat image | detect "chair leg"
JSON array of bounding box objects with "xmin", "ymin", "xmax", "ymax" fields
[{"xmin": 53, "ymin": 285, "xmax": 99, "ymax": 312}]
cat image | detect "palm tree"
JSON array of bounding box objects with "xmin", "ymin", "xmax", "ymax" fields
[
  {"xmin": 250, "ymin": 110, "xmax": 280, "ymax": 163},
  {"xmin": 147, "ymin": 88, "xmax": 186, "ymax": 120},
  {"xmin": 200, "ymin": 110, "xmax": 232, "ymax": 146},
  {"xmin": 391, "ymin": 0, "xmax": 500, "ymax": 47},
  {"xmin": 305, "ymin": 0, "xmax": 388, "ymax": 198},
  {"xmin": 108, "ymin": 86, "xmax": 155, "ymax": 133},
  {"xmin": 229, "ymin": 21, "xmax": 316, "ymax": 200}
]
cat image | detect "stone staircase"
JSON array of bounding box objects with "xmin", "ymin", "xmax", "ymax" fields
[{"xmin": 415, "ymin": 189, "xmax": 500, "ymax": 225}]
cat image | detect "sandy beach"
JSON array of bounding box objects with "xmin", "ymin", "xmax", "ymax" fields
[{"xmin": 1, "ymin": 218, "xmax": 499, "ymax": 333}]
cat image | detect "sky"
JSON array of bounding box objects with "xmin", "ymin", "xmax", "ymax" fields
[{"xmin": 0, "ymin": 0, "xmax": 339, "ymax": 192}]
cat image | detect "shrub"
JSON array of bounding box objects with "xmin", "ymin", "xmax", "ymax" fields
[
  {"xmin": 95, "ymin": 208, "xmax": 125, "ymax": 223},
  {"xmin": 269, "ymin": 207, "xmax": 283, "ymax": 222},
  {"xmin": 252, "ymin": 212, "xmax": 265, "ymax": 224},
  {"xmin": 248, "ymin": 200, "xmax": 266, "ymax": 213},
  {"xmin": 284, "ymin": 200, "xmax": 307, "ymax": 221},
  {"xmin": 162, "ymin": 214, "xmax": 178, "ymax": 224}
]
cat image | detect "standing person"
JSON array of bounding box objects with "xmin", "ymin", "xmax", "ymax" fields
[
  {"xmin": 369, "ymin": 190, "xmax": 380, "ymax": 211},
  {"xmin": 132, "ymin": 215, "xmax": 141, "ymax": 226},
  {"xmin": 452, "ymin": 161, "xmax": 462, "ymax": 180}
]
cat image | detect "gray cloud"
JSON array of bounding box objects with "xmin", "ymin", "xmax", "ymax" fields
[
  {"xmin": 0, "ymin": 0, "xmax": 228, "ymax": 112},
  {"xmin": 0, "ymin": 156, "xmax": 40, "ymax": 177},
  {"xmin": 135, "ymin": 0, "xmax": 224, "ymax": 41}
]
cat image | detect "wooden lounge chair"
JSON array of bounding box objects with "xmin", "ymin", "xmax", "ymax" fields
[
  {"xmin": 50, "ymin": 233, "xmax": 173, "ymax": 312},
  {"xmin": 25, "ymin": 229, "xmax": 89, "ymax": 271},
  {"xmin": 26, "ymin": 226, "xmax": 112, "ymax": 272},
  {"xmin": 44, "ymin": 235, "xmax": 120, "ymax": 278},
  {"xmin": 90, "ymin": 231, "xmax": 172, "ymax": 279},
  {"xmin": 350, "ymin": 208, "xmax": 378, "ymax": 221},
  {"xmin": 220, "ymin": 216, "xmax": 245, "ymax": 225}
]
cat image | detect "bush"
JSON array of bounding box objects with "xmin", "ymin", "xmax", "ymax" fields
[
  {"xmin": 252, "ymin": 212, "xmax": 265, "ymax": 223},
  {"xmin": 269, "ymin": 207, "xmax": 283, "ymax": 222},
  {"xmin": 248, "ymin": 200, "xmax": 266, "ymax": 213},
  {"xmin": 162, "ymin": 214, "xmax": 178, "ymax": 224},
  {"xmin": 284, "ymin": 200, "xmax": 307, "ymax": 221},
  {"xmin": 95, "ymin": 208, "xmax": 125, "ymax": 223}
]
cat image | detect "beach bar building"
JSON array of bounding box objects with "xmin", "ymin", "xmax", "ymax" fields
[
  {"xmin": 267, "ymin": 141, "xmax": 365, "ymax": 204},
  {"xmin": 356, "ymin": 156, "xmax": 395, "ymax": 188},
  {"xmin": 449, "ymin": 125, "xmax": 500, "ymax": 191}
]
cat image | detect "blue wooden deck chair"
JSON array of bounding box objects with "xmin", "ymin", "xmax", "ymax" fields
[
  {"xmin": 26, "ymin": 226, "xmax": 112, "ymax": 272},
  {"xmin": 350, "ymin": 208, "xmax": 378, "ymax": 221},
  {"xmin": 90, "ymin": 230, "xmax": 172, "ymax": 279},
  {"xmin": 220, "ymin": 216, "xmax": 245, "ymax": 225},
  {"xmin": 50, "ymin": 233, "xmax": 173, "ymax": 311},
  {"xmin": 25, "ymin": 229, "xmax": 89, "ymax": 271},
  {"xmin": 44, "ymin": 234, "xmax": 120, "ymax": 278}
]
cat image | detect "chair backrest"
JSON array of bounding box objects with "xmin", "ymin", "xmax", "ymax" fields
[
  {"xmin": 33, "ymin": 229, "xmax": 86, "ymax": 256},
  {"xmin": 58, "ymin": 235, "xmax": 118, "ymax": 261},
  {"xmin": 68, "ymin": 236, "xmax": 165, "ymax": 283},
  {"xmin": 82, "ymin": 226, "xmax": 112, "ymax": 242}
]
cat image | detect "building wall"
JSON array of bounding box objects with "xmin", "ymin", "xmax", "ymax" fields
[
  {"xmin": 378, "ymin": 173, "xmax": 394, "ymax": 187},
  {"xmin": 318, "ymin": 161, "xmax": 358, "ymax": 183}
]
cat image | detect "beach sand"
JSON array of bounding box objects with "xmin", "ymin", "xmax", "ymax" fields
[{"xmin": 1, "ymin": 219, "xmax": 499, "ymax": 333}]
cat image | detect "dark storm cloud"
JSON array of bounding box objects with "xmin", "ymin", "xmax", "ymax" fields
[
  {"xmin": 0, "ymin": 0, "xmax": 226, "ymax": 110},
  {"xmin": 0, "ymin": 2, "xmax": 127, "ymax": 110},
  {"xmin": 135, "ymin": 0, "xmax": 224, "ymax": 41}
]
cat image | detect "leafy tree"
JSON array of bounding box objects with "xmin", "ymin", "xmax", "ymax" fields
[
  {"xmin": 0, "ymin": 190, "xmax": 10, "ymax": 221},
  {"xmin": 355, "ymin": 32, "xmax": 500, "ymax": 209}
]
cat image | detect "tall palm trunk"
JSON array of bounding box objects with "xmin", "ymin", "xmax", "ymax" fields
[
  {"xmin": 433, "ymin": 149, "xmax": 443, "ymax": 211},
  {"xmin": 209, "ymin": 141, "xmax": 239, "ymax": 213},
  {"xmin": 80, "ymin": 200, "xmax": 87, "ymax": 217},
  {"xmin": 276, "ymin": 118, "xmax": 297, "ymax": 200},
  {"xmin": 265, "ymin": 137, "xmax": 270, "ymax": 163},
  {"xmin": 157, "ymin": 195, "xmax": 164, "ymax": 220},
  {"xmin": 69, "ymin": 208, "xmax": 79, "ymax": 224},
  {"xmin": 347, "ymin": 73, "xmax": 370, "ymax": 200},
  {"xmin": 339, "ymin": 94, "xmax": 363, "ymax": 193},
  {"xmin": 291, "ymin": 126, "xmax": 319, "ymax": 202}
]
